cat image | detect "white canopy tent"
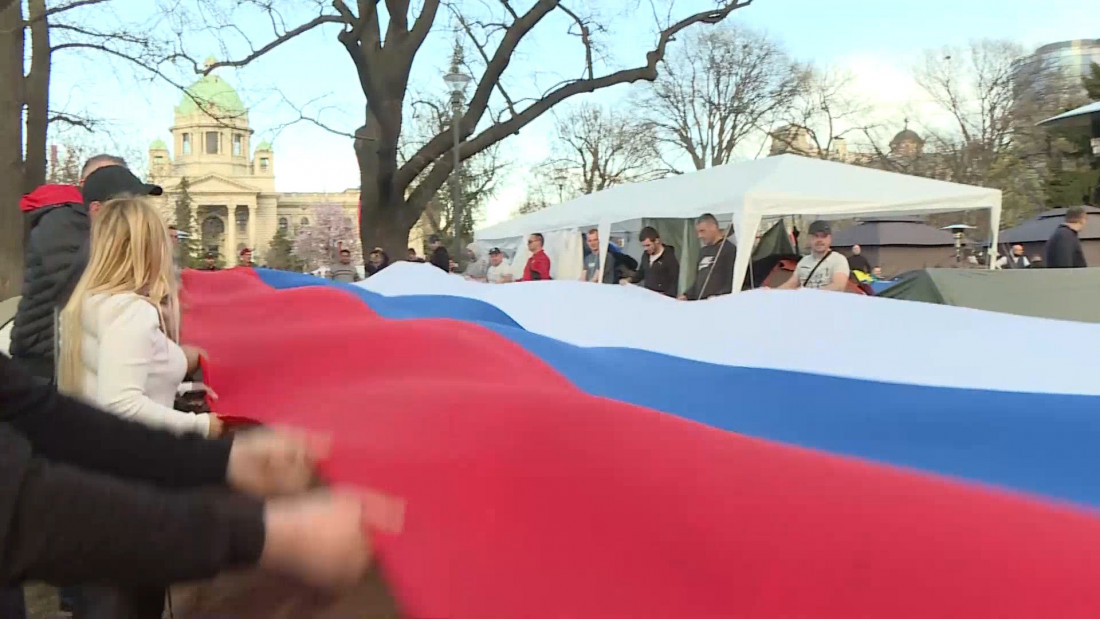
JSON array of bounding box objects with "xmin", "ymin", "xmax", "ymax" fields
[{"xmin": 477, "ymin": 155, "xmax": 1003, "ymax": 293}]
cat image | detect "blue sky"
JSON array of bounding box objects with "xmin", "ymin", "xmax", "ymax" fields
[{"xmin": 47, "ymin": 0, "xmax": 1098, "ymax": 224}]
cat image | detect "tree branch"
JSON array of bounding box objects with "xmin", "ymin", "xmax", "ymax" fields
[
  {"xmin": 40, "ymin": 0, "xmax": 109, "ymax": 20},
  {"xmin": 406, "ymin": 0, "xmax": 439, "ymax": 52},
  {"xmin": 48, "ymin": 110, "xmax": 97, "ymax": 131},
  {"xmin": 198, "ymin": 13, "xmax": 346, "ymax": 75},
  {"xmin": 398, "ymin": 0, "xmax": 558, "ymax": 188},
  {"xmin": 405, "ymin": 0, "xmax": 751, "ymax": 209}
]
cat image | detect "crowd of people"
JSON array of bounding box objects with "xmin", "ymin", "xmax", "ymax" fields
[
  {"xmin": 326, "ymin": 212, "xmax": 867, "ymax": 299},
  {"xmin": 2, "ymin": 155, "xmax": 383, "ymax": 619},
  {"xmin": 449, "ymin": 213, "xmax": 858, "ymax": 298}
]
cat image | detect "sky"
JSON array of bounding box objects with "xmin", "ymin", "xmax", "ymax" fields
[{"xmin": 45, "ymin": 0, "xmax": 1099, "ymax": 226}]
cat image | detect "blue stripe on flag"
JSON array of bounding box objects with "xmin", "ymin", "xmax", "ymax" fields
[{"xmin": 256, "ymin": 269, "xmax": 1100, "ymax": 508}]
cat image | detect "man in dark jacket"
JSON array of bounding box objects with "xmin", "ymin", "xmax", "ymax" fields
[
  {"xmin": 427, "ymin": 235, "xmax": 451, "ymax": 272},
  {"xmin": 581, "ymin": 229, "xmax": 636, "ymax": 284},
  {"xmin": 1043, "ymin": 206, "xmax": 1088, "ymax": 268},
  {"xmin": 9, "ymin": 159, "xmax": 160, "ymax": 382},
  {"xmin": 847, "ymin": 245, "xmax": 872, "ymax": 274},
  {"xmin": 198, "ymin": 251, "xmax": 220, "ymax": 271},
  {"xmin": 625, "ymin": 227, "xmax": 679, "ymax": 297},
  {"xmin": 0, "ymin": 354, "xmax": 376, "ymax": 604},
  {"xmin": 680, "ymin": 213, "xmax": 736, "ymax": 301}
]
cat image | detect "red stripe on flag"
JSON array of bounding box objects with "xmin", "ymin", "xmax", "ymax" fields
[{"xmin": 182, "ymin": 268, "xmax": 1100, "ymax": 618}]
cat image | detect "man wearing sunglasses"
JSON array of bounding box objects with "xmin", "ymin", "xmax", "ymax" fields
[{"xmin": 522, "ymin": 233, "xmax": 552, "ymax": 281}]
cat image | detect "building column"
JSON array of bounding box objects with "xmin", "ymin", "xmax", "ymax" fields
[
  {"xmin": 225, "ymin": 211, "xmax": 236, "ymax": 261},
  {"xmin": 248, "ymin": 203, "xmax": 257, "ymax": 250}
]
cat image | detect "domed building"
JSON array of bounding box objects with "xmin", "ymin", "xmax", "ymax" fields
[
  {"xmin": 148, "ymin": 59, "xmax": 376, "ymax": 263},
  {"xmin": 889, "ymin": 124, "xmax": 925, "ymax": 159}
]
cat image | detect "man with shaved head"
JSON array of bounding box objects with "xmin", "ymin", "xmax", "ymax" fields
[
  {"xmin": 10, "ymin": 156, "xmax": 152, "ymax": 383},
  {"xmin": 5, "ymin": 152, "xmax": 130, "ymax": 617},
  {"xmin": 79, "ymin": 154, "xmax": 126, "ymax": 185}
]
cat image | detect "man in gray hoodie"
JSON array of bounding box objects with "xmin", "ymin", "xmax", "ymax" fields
[{"xmin": 462, "ymin": 243, "xmax": 489, "ymax": 282}]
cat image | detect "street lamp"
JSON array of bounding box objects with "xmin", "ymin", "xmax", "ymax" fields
[
  {"xmin": 941, "ymin": 224, "xmax": 976, "ymax": 264},
  {"xmin": 444, "ymin": 67, "xmax": 473, "ymax": 260}
]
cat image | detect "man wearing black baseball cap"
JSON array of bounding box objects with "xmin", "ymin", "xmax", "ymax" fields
[
  {"xmin": 9, "ymin": 163, "xmax": 162, "ymax": 386},
  {"xmin": 6, "ymin": 157, "xmax": 155, "ymax": 615},
  {"xmin": 81, "ymin": 164, "xmax": 163, "ymax": 213},
  {"xmin": 486, "ymin": 247, "xmax": 513, "ymax": 283},
  {"xmin": 199, "ymin": 251, "xmax": 219, "ymax": 271},
  {"xmin": 776, "ymin": 220, "xmax": 850, "ymax": 291}
]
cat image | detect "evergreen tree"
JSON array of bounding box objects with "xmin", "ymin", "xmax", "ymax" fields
[
  {"xmin": 173, "ymin": 177, "xmax": 200, "ymax": 268},
  {"xmin": 266, "ymin": 227, "xmax": 303, "ymax": 271},
  {"xmin": 1085, "ymin": 62, "xmax": 1100, "ymax": 101}
]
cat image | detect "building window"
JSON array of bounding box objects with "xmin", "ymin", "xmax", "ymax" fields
[
  {"xmin": 206, "ymin": 131, "xmax": 219, "ymax": 154},
  {"xmin": 182, "ymin": 133, "xmax": 191, "ymax": 155},
  {"xmin": 300, "ymin": 217, "xmax": 309, "ymax": 227},
  {"xmin": 200, "ymin": 215, "xmax": 224, "ymax": 252},
  {"xmin": 233, "ymin": 134, "xmax": 242, "ymax": 156},
  {"xmin": 259, "ymin": 157, "xmax": 269, "ymax": 172},
  {"xmin": 154, "ymin": 155, "xmax": 164, "ymax": 164},
  {"xmin": 235, "ymin": 206, "xmax": 248, "ymax": 234},
  {"xmin": 278, "ymin": 217, "xmax": 288, "ymax": 232}
]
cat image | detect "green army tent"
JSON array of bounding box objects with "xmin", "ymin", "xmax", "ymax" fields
[{"xmin": 877, "ymin": 268, "xmax": 1100, "ymax": 323}]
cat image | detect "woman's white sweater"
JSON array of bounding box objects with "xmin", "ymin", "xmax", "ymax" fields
[{"xmin": 76, "ymin": 292, "xmax": 211, "ymax": 437}]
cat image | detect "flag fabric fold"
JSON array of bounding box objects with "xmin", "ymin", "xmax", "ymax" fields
[{"xmin": 181, "ymin": 264, "xmax": 1100, "ymax": 618}]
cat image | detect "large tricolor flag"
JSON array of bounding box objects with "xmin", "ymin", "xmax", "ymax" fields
[{"xmin": 182, "ymin": 264, "xmax": 1100, "ymax": 618}]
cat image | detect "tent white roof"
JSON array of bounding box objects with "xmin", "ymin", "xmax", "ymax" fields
[
  {"xmin": 477, "ymin": 155, "xmax": 1002, "ymax": 292},
  {"xmin": 478, "ymin": 155, "xmax": 1000, "ymax": 240}
]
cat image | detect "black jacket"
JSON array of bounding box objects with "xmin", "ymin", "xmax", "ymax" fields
[
  {"xmin": 685, "ymin": 239, "xmax": 737, "ymax": 300},
  {"xmin": 1043, "ymin": 224, "xmax": 1087, "ymax": 269},
  {"xmin": 847, "ymin": 253, "xmax": 871, "ymax": 274},
  {"xmin": 0, "ymin": 354, "xmax": 264, "ymax": 586},
  {"xmin": 9, "ymin": 185, "xmax": 90, "ymax": 378},
  {"xmin": 430, "ymin": 246, "xmax": 451, "ymax": 272},
  {"xmin": 630, "ymin": 245, "xmax": 680, "ymax": 297}
]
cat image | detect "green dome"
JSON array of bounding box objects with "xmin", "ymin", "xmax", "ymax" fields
[
  {"xmin": 255, "ymin": 140, "xmax": 272, "ymax": 151},
  {"xmin": 176, "ymin": 72, "xmax": 246, "ymax": 118},
  {"xmin": 150, "ymin": 137, "xmax": 167, "ymax": 150}
]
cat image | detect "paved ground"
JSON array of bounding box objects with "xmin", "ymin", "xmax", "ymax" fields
[{"xmin": 22, "ymin": 571, "xmax": 401, "ymax": 618}]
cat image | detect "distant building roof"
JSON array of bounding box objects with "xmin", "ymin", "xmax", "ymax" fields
[
  {"xmin": 832, "ymin": 219, "xmax": 957, "ymax": 247},
  {"xmin": 890, "ymin": 128, "xmax": 924, "ymax": 149},
  {"xmin": 150, "ymin": 138, "xmax": 167, "ymax": 150},
  {"xmin": 176, "ymin": 70, "xmax": 246, "ymax": 118},
  {"xmin": 1000, "ymin": 206, "xmax": 1100, "ymax": 243},
  {"xmin": 255, "ymin": 140, "xmax": 272, "ymax": 151}
]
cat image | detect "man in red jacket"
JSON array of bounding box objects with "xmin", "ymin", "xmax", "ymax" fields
[{"xmin": 522, "ymin": 233, "xmax": 552, "ymax": 281}]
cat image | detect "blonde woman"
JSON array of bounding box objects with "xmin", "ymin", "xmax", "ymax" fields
[{"xmin": 58, "ymin": 195, "xmax": 223, "ymax": 438}]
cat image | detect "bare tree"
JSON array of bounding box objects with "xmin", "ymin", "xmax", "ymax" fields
[
  {"xmin": 540, "ymin": 102, "xmax": 666, "ymax": 198},
  {"xmin": 150, "ymin": 0, "xmax": 753, "ymax": 259},
  {"xmin": 403, "ymin": 92, "xmax": 507, "ymax": 249},
  {"xmin": 643, "ymin": 23, "xmax": 800, "ymax": 171},
  {"xmin": 292, "ymin": 203, "xmax": 362, "ymax": 271},
  {"xmin": 769, "ymin": 67, "xmax": 875, "ymax": 160},
  {"xmin": 912, "ymin": 40, "xmax": 1073, "ymax": 223},
  {"xmin": 0, "ymin": 0, "xmax": 167, "ymax": 298}
]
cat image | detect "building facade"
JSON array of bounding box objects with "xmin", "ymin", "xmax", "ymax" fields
[
  {"xmin": 148, "ymin": 60, "xmax": 424, "ymax": 264},
  {"xmin": 1015, "ymin": 39, "xmax": 1100, "ymax": 97},
  {"xmin": 767, "ymin": 124, "xmax": 925, "ymax": 167}
]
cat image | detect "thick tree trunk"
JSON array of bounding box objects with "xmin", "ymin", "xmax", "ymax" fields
[
  {"xmin": 354, "ymin": 109, "xmax": 423, "ymax": 259},
  {"xmin": 0, "ymin": 1, "xmax": 24, "ymax": 300},
  {"xmin": 359, "ymin": 193, "xmax": 417, "ymax": 258},
  {"xmin": 24, "ymin": 0, "xmax": 49, "ymax": 193}
]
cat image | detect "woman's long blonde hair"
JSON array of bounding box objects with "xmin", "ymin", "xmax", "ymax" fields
[{"xmin": 57, "ymin": 195, "xmax": 180, "ymax": 395}]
